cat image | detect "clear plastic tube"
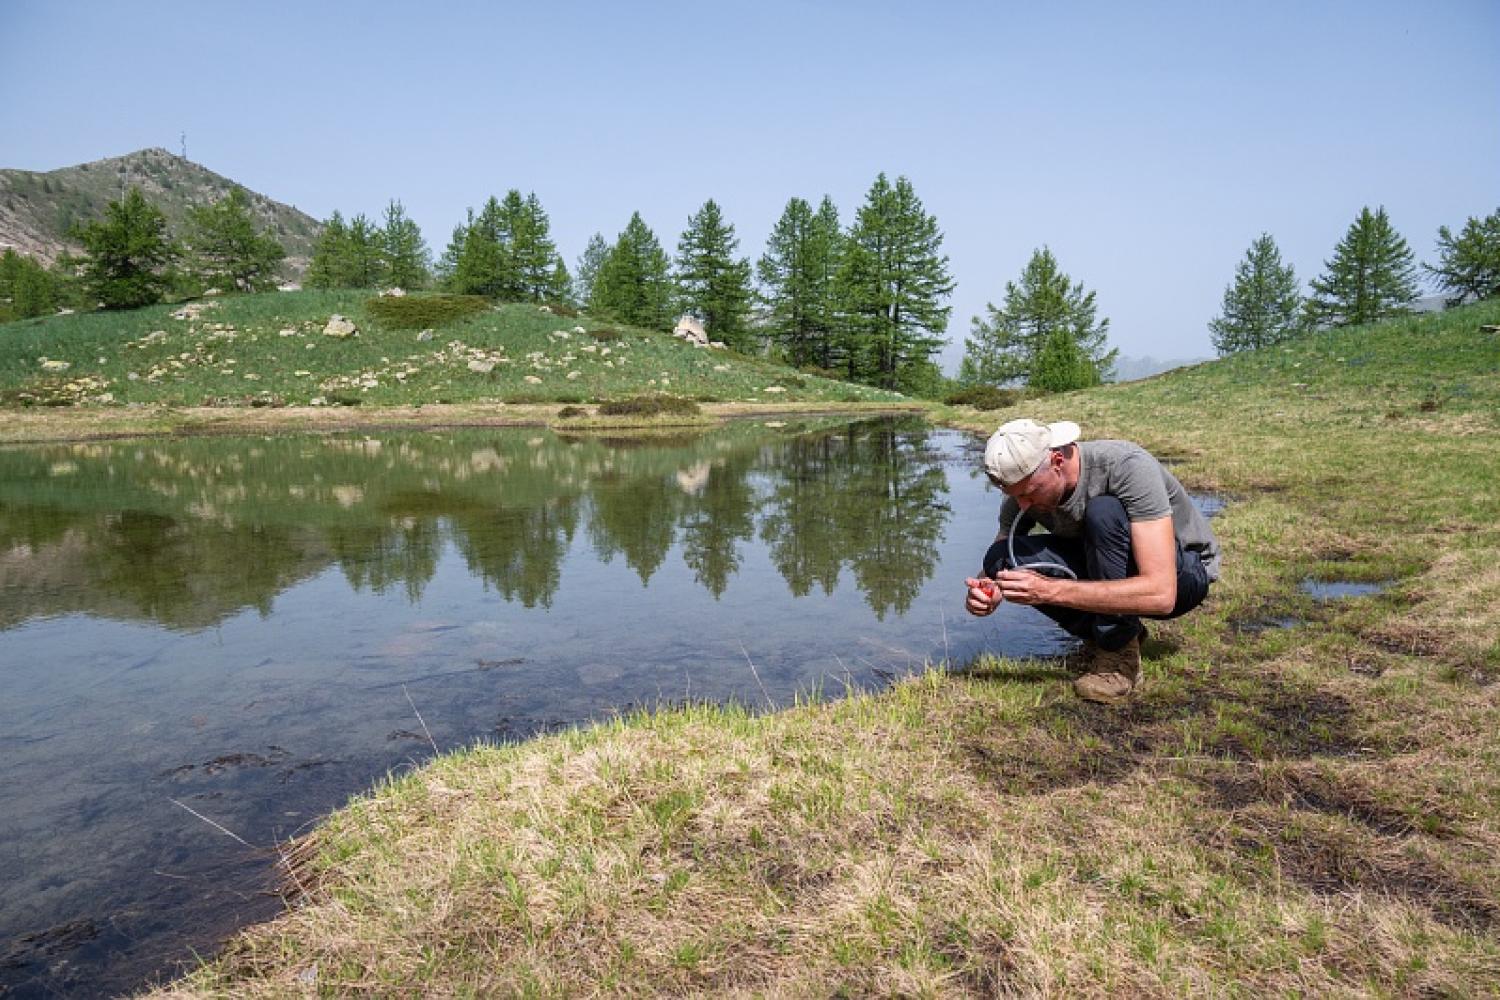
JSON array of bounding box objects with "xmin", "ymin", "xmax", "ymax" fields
[{"xmin": 1007, "ymin": 514, "xmax": 1078, "ymax": 580}]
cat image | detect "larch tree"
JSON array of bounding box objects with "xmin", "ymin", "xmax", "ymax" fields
[
  {"xmin": 185, "ymin": 186, "xmax": 286, "ymax": 293},
  {"xmin": 1425, "ymin": 208, "xmax": 1500, "ymax": 305},
  {"xmin": 75, "ymin": 187, "xmax": 179, "ymax": 309},
  {"xmin": 380, "ymin": 200, "xmax": 430, "ymax": 290},
  {"xmin": 675, "ymin": 198, "xmax": 754, "ymax": 350},
  {"xmin": 1305, "ymin": 206, "xmax": 1419, "ymax": 327},
  {"xmin": 591, "ymin": 213, "xmax": 674, "ymax": 330},
  {"xmin": 1208, "ymin": 233, "xmax": 1305, "ymax": 355},
  {"xmin": 833, "ymin": 174, "xmax": 954, "ymax": 390},
  {"xmin": 574, "ymin": 232, "xmax": 610, "ymax": 309},
  {"xmin": 960, "ymin": 246, "xmax": 1115, "ymax": 391},
  {"xmin": 758, "ymin": 195, "xmax": 844, "ymax": 368}
]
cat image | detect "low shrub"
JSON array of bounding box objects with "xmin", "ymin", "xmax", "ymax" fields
[
  {"xmin": 557, "ymin": 405, "xmax": 587, "ymax": 419},
  {"xmin": 596, "ymin": 394, "xmax": 701, "ymax": 417},
  {"xmin": 365, "ymin": 294, "xmax": 490, "ymax": 330},
  {"xmin": 944, "ymin": 385, "xmax": 1023, "ymax": 410},
  {"xmin": 586, "ymin": 327, "xmax": 623, "ymax": 342},
  {"xmin": 542, "ymin": 302, "xmax": 580, "ymax": 318}
]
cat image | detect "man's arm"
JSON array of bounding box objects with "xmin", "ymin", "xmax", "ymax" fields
[{"xmin": 996, "ymin": 515, "xmax": 1177, "ymax": 615}]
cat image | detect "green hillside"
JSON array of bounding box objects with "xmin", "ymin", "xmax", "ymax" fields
[
  {"xmin": 0, "ymin": 290, "xmax": 905, "ymax": 409},
  {"xmin": 143, "ymin": 302, "xmax": 1500, "ymax": 997},
  {"xmin": 0, "ymin": 148, "xmax": 320, "ymax": 273}
]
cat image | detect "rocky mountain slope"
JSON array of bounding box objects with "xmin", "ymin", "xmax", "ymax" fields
[{"xmin": 0, "ymin": 148, "xmax": 321, "ymax": 277}]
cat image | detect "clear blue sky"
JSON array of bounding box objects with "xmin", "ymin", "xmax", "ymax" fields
[{"xmin": 3, "ymin": 0, "xmax": 1497, "ymax": 370}]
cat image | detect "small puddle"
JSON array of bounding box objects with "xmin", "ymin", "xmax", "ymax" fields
[
  {"xmin": 1190, "ymin": 493, "xmax": 1227, "ymax": 518},
  {"xmin": 1300, "ymin": 579, "xmax": 1386, "ymax": 600}
]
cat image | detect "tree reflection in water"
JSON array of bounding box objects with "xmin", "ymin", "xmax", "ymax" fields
[{"xmin": 0, "ymin": 416, "xmax": 950, "ymax": 630}]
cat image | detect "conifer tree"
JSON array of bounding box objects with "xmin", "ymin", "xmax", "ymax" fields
[
  {"xmin": 834, "ymin": 174, "xmax": 954, "ymax": 389},
  {"xmin": 75, "ymin": 187, "xmax": 178, "ymax": 309},
  {"xmin": 1305, "ymin": 206, "xmax": 1419, "ymax": 327},
  {"xmin": 960, "ymin": 247, "xmax": 1115, "ymax": 390},
  {"xmin": 450, "ymin": 197, "xmax": 507, "ymax": 297},
  {"xmin": 0, "ymin": 249, "xmax": 58, "ymax": 321},
  {"xmin": 305, "ymin": 211, "xmax": 350, "ymax": 289},
  {"xmin": 592, "ymin": 213, "xmax": 673, "ymax": 330},
  {"xmin": 1425, "ymin": 208, "xmax": 1500, "ymax": 305},
  {"xmin": 575, "ymin": 233, "xmax": 610, "ymax": 309},
  {"xmin": 380, "ymin": 200, "xmax": 430, "ymax": 290},
  {"xmin": 185, "ymin": 186, "xmax": 286, "ymax": 293},
  {"xmin": 511, "ymin": 193, "xmax": 563, "ymax": 302},
  {"xmin": 435, "ymin": 217, "xmax": 468, "ymax": 288},
  {"xmin": 675, "ymin": 198, "xmax": 754, "ymax": 350},
  {"xmin": 344, "ymin": 214, "xmax": 386, "ymax": 288},
  {"xmin": 547, "ymin": 258, "xmax": 573, "ymax": 305},
  {"xmin": 758, "ymin": 196, "xmax": 844, "ymax": 368},
  {"xmin": 1208, "ymin": 234, "xmax": 1305, "ymax": 355}
]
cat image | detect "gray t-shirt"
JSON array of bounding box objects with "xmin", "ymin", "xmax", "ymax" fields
[{"xmin": 996, "ymin": 440, "xmax": 1221, "ymax": 581}]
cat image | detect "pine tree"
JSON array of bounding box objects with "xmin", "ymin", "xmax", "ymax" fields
[
  {"xmin": 75, "ymin": 187, "xmax": 178, "ymax": 309},
  {"xmin": 758, "ymin": 196, "xmax": 844, "ymax": 368},
  {"xmin": 575, "ymin": 233, "xmax": 610, "ymax": 309},
  {"xmin": 675, "ymin": 198, "xmax": 754, "ymax": 350},
  {"xmin": 834, "ymin": 174, "xmax": 954, "ymax": 390},
  {"xmin": 591, "ymin": 213, "xmax": 673, "ymax": 329},
  {"xmin": 1208, "ymin": 234, "xmax": 1305, "ymax": 355},
  {"xmin": 1425, "ymin": 208, "xmax": 1500, "ymax": 305},
  {"xmin": 185, "ymin": 186, "xmax": 286, "ymax": 293},
  {"xmin": 1306, "ymin": 206, "xmax": 1419, "ymax": 328},
  {"xmin": 960, "ymin": 247, "xmax": 1116, "ymax": 390},
  {"xmin": 380, "ymin": 200, "xmax": 430, "ymax": 290}
]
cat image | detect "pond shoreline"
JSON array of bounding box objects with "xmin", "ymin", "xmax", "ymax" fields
[{"xmin": 0, "ymin": 400, "xmax": 928, "ymax": 445}]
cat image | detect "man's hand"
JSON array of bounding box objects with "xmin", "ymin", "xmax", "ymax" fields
[
  {"xmin": 995, "ymin": 569, "xmax": 1060, "ymax": 607},
  {"xmin": 965, "ymin": 577, "xmax": 1000, "ymax": 616}
]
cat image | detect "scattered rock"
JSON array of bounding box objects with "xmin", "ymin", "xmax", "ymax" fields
[
  {"xmin": 572, "ymin": 326, "xmax": 586, "ymax": 334},
  {"xmin": 40, "ymin": 359, "xmax": 70, "ymax": 372},
  {"xmin": 672, "ymin": 315, "xmax": 708, "ymax": 346},
  {"xmin": 323, "ymin": 315, "xmax": 359, "ymax": 339},
  {"xmin": 566, "ymin": 370, "xmax": 582, "ymax": 380},
  {"xmin": 278, "ymin": 327, "xmax": 298, "ymax": 337},
  {"xmin": 417, "ymin": 329, "xmax": 434, "ymax": 342},
  {"xmin": 524, "ymin": 375, "xmax": 543, "ymax": 384},
  {"xmin": 379, "ymin": 287, "xmax": 407, "ymax": 298},
  {"xmin": 764, "ymin": 386, "xmax": 786, "ymax": 393},
  {"xmin": 467, "ymin": 359, "xmax": 496, "ymax": 374}
]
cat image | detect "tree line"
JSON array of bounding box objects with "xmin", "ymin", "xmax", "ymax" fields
[
  {"xmin": 5, "ymin": 177, "xmax": 1499, "ymax": 398},
  {"xmin": 1207, "ymin": 205, "xmax": 1500, "ymax": 355}
]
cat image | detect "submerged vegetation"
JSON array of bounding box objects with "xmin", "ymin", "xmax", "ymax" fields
[{"xmin": 140, "ymin": 300, "xmax": 1500, "ymax": 996}]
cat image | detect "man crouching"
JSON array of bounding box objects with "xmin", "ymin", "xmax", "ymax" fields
[{"xmin": 965, "ymin": 418, "xmax": 1222, "ymax": 703}]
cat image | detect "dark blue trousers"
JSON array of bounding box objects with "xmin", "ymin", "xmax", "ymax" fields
[{"xmin": 982, "ymin": 496, "xmax": 1210, "ymax": 652}]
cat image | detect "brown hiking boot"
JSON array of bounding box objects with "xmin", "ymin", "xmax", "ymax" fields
[
  {"xmin": 1063, "ymin": 641, "xmax": 1100, "ymax": 672},
  {"xmin": 1072, "ymin": 636, "xmax": 1142, "ymax": 704}
]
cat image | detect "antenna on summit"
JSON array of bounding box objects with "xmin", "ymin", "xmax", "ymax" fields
[{"xmin": 180, "ymin": 132, "xmax": 187, "ymax": 161}]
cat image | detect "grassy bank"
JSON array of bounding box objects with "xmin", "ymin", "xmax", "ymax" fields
[
  {"xmin": 140, "ymin": 301, "xmax": 1498, "ymax": 995},
  {"xmin": 0, "ymin": 290, "xmax": 905, "ymax": 410}
]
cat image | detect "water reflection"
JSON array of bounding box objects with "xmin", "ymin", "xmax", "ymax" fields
[
  {"xmin": 0, "ymin": 417, "xmax": 1062, "ymax": 996},
  {"xmin": 0, "ymin": 418, "xmax": 951, "ymax": 627}
]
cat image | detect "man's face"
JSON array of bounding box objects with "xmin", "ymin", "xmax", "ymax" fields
[{"xmin": 995, "ymin": 451, "xmax": 1066, "ymax": 512}]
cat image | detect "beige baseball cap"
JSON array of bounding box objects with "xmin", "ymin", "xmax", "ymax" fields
[{"xmin": 983, "ymin": 418, "xmax": 1080, "ymax": 485}]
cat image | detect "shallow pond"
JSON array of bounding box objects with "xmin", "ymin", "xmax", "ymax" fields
[{"xmin": 0, "ymin": 415, "xmax": 1075, "ymax": 995}]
